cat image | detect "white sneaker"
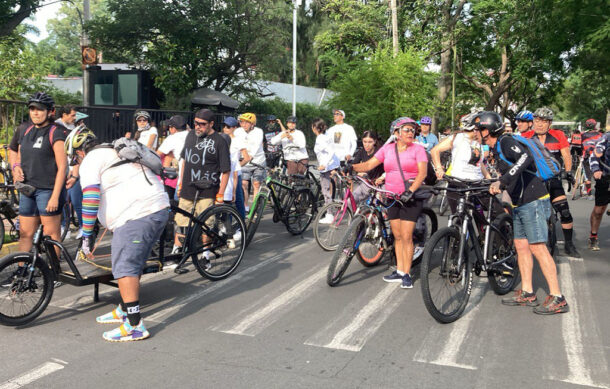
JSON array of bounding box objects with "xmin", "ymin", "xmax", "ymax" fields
[
  {"xmin": 62, "ymin": 227, "xmax": 71, "ymax": 240},
  {"xmin": 171, "ymin": 245, "xmax": 181, "ymax": 254},
  {"xmin": 245, "ymin": 206, "xmax": 250, "ymax": 213},
  {"xmin": 200, "ymin": 250, "xmax": 213, "ymax": 270},
  {"xmin": 76, "ymin": 228, "xmax": 83, "ymax": 240},
  {"xmin": 233, "ymin": 229, "xmax": 242, "ymax": 241},
  {"xmin": 318, "ymin": 213, "xmax": 335, "ymax": 225}
]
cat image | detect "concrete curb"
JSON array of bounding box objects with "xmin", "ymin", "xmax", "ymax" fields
[{"xmin": 0, "ymin": 241, "xmax": 20, "ymax": 257}]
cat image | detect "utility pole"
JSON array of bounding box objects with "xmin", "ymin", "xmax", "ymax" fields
[
  {"xmin": 292, "ymin": 0, "xmax": 299, "ymax": 117},
  {"xmin": 82, "ymin": 0, "xmax": 91, "ymax": 106},
  {"xmin": 451, "ymin": 39, "xmax": 456, "ymax": 130},
  {"xmin": 390, "ymin": 0, "xmax": 398, "ymax": 56}
]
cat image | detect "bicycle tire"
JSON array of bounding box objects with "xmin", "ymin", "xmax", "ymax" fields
[
  {"xmin": 245, "ymin": 195, "xmax": 266, "ymax": 248},
  {"xmin": 420, "ymin": 227, "xmax": 473, "ymax": 323},
  {"xmin": 571, "ymin": 165, "xmax": 582, "ymax": 200},
  {"xmin": 0, "ymin": 252, "xmax": 54, "ymax": 326},
  {"xmin": 313, "ymin": 201, "xmax": 353, "ymax": 251},
  {"xmin": 190, "ymin": 205, "xmax": 246, "ymax": 281},
  {"xmin": 60, "ymin": 202, "xmax": 72, "ymax": 241},
  {"xmin": 0, "ymin": 215, "xmax": 4, "ymax": 251},
  {"xmin": 285, "ymin": 188, "xmax": 315, "ymax": 235},
  {"xmin": 327, "ymin": 215, "xmax": 364, "ymax": 286},
  {"xmin": 356, "ymin": 209, "xmax": 387, "ymax": 267},
  {"xmin": 486, "ymin": 213, "xmax": 519, "ymax": 295}
]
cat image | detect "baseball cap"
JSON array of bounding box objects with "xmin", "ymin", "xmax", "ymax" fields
[
  {"xmin": 167, "ymin": 115, "xmax": 186, "ymax": 130},
  {"xmin": 287, "ymin": 116, "xmax": 297, "ymax": 123},
  {"xmin": 267, "ymin": 115, "xmax": 277, "ymax": 121},
  {"xmin": 223, "ymin": 117, "xmax": 239, "ymax": 127},
  {"xmin": 195, "ymin": 109, "xmax": 215, "ymax": 122},
  {"xmin": 332, "ymin": 109, "xmax": 346, "ymax": 118}
]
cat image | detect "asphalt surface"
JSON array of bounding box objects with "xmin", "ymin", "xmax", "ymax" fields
[{"xmin": 0, "ymin": 197, "xmax": 608, "ymax": 389}]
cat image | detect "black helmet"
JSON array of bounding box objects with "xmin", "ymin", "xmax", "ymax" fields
[
  {"xmin": 28, "ymin": 92, "xmax": 55, "ymax": 110},
  {"xmin": 476, "ymin": 111, "xmax": 504, "ymax": 136}
]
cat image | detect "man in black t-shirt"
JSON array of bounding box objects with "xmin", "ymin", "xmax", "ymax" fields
[
  {"xmin": 174, "ymin": 109, "xmax": 231, "ymax": 255},
  {"xmin": 477, "ymin": 111, "xmax": 568, "ymax": 315}
]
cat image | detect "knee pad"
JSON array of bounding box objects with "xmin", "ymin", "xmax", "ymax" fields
[{"xmin": 552, "ymin": 199, "xmax": 573, "ymax": 224}]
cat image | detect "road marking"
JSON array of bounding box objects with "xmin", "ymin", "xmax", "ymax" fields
[
  {"xmin": 147, "ymin": 250, "xmax": 295, "ymax": 323},
  {"xmin": 215, "ymin": 267, "xmax": 326, "ymax": 336},
  {"xmin": 0, "ymin": 360, "xmax": 66, "ymax": 389},
  {"xmin": 304, "ymin": 282, "xmax": 404, "ymax": 352},
  {"xmin": 547, "ymin": 260, "xmax": 609, "ymax": 389},
  {"xmin": 413, "ymin": 279, "xmax": 488, "ymax": 370},
  {"xmin": 556, "ymin": 255, "xmax": 583, "ymax": 262}
]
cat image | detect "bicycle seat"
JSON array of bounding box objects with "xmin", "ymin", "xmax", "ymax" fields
[{"xmin": 190, "ymin": 179, "xmax": 216, "ymax": 190}]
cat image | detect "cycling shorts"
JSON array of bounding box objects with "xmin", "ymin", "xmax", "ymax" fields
[
  {"xmin": 387, "ymin": 199, "xmax": 423, "ymax": 222},
  {"xmin": 546, "ymin": 177, "xmax": 566, "ymax": 201},
  {"xmin": 594, "ymin": 176, "xmax": 610, "ymax": 207}
]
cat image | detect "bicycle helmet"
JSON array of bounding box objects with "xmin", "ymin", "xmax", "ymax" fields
[
  {"xmin": 460, "ymin": 113, "xmax": 478, "ymax": 131},
  {"xmin": 65, "ymin": 125, "xmax": 97, "ymax": 165},
  {"xmin": 533, "ymin": 107, "xmax": 553, "ymax": 121},
  {"xmin": 390, "ymin": 117, "xmax": 418, "ymax": 133},
  {"xmin": 420, "ymin": 116, "xmax": 432, "ymax": 125},
  {"xmin": 134, "ymin": 110, "xmax": 151, "ymax": 121},
  {"xmin": 475, "ymin": 111, "xmax": 504, "ymax": 136},
  {"xmin": 27, "ymin": 92, "xmax": 55, "ymax": 110},
  {"xmin": 238, "ymin": 112, "xmax": 256, "ymax": 124},
  {"xmin": 584, "ymin": 118, "xmax": 597, "ymax": 129},
  {"xmin": 515, "ymin": 110, "xmax": 534, "ymax": 122}
]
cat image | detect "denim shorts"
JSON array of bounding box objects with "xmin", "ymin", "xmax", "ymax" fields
[
  {"xmin": 241, "ymin": 165, "xmax": 267, "ymax": 183},
  {"xmin": 513, "ymin": 198, "xmax": 551, "ymax": 243},
  {"xmin": 111, "ymin": 208, "xmax": 169, "ymax": 279},
  {"xmin": 19, "ymin": 188, "xmax": 67, "ymax": 217}
]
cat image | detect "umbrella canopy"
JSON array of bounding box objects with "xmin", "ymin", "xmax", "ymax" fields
[{"xmin": 191, "ymin": 87, "xmax": 240, "ymax": 109}]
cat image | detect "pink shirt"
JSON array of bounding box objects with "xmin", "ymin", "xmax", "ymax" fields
[{"xmin": 375, "ymin": 142, "xmax": 428, "ymax": 194}]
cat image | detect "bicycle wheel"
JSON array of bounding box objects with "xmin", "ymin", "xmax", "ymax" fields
[
  {"xmin": 487, "ymin": 213, "xmax": 519, "ymax": 295},
  {"xmin": 285, "ymin": 188, "xmax": 315, "ymax": 235},
  {"xmin": 245, "ymin": 195, "xmax": 266, "ymax": 248},
  {"xmin": 0, "ymin": 215, "xmax": 4, "ymax": 251},
  {"xmin": 190, "ymin": 205, "xmax": 246, "ymax": 280},
  {"xmin": 571, "ymin": 165, "xmax": 582, "ymax": 200},
  {"xmin": 313, "ymin": 201, "xmax": 353, "ymax": 251},
  {"xmin": 327, "ymin": 215, "xmax": 364, "ymax": 286},
  {"xmin": 60, "ymin": 202, "xmax": 72, "ymax": 241},
  {"xmin": 420, "ymin": 227, "xmax": 473, "ymax": 323},
  {"xmin": 356, "ymin": 210, "xmax": 387, "ymax": 267},
  {"xmin": 0, "ymin": 252, "xmax": 54, "ymax": 326}
]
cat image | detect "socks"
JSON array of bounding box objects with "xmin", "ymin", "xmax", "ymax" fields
[
  {"xmin": 120, "ymin": 301, "xmax": 126, "ymax": 313},
  {"xmin": 590, "ymin": 232, "xmax": 598, "ymax": 239},
  {"xmin": 397, "ymin": 270, "xmax": 405, "ymax": 276},
  {"xmin": 125, "ymin": 301, "xmax": 141, "ymax": 327},
  {"xmin": 562, "ymin": 228, "xmax": 573, "ymax": 242}
]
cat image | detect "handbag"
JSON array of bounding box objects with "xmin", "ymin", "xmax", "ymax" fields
[{"xmin": 394, "ymin": 142, "xmax": 431, "ymax": 200}]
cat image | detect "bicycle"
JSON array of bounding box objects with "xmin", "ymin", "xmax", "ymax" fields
[
  {"xmin": 60, "ymin": 194, "xmax": 80, "ymax": 241},
  {"xmin": 244, "ymin": 162, "xmax": 316, "ymax": 247},
  {"xmin": 0, "ymin": 177, "xmax": 246, "ymax": 327},
  {"xmin": 0, "ymin": 199, "xmax": 19, "ymax": 250},
  {"xmin": 0, "ymin": 145, "xmax": 18, "ymax": 206},
  {"xmin": 571, "ymin": 155, "xmax": 588, "ymax": 200},
  {"xmin": 420, "ymin": 176, "xmax": 517, "ymax": 323},
  {"xmin": 327, "ymin": 175, "xmax": 437, "ymax": 286}
]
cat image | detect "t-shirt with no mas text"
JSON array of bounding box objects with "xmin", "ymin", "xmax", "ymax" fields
[{"xmin": 180, "ymin": 130, "xmax": 231, "ymax": 200}]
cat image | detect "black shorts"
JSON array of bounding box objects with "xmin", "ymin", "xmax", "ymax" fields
[
  {"xmin": 547, "ymin": 178, "xmax": 566, "ymax": 201},
  {"xmin": 594, "ymin": 176, "xmax": 610, "ymax": 206},
  {"xmin": 387, "ymin": 199, "xmax": 423, "ymax": 222}
]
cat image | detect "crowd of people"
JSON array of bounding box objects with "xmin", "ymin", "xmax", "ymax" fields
[{"xmin": 5, "ymin": 90, "xmax": 609, "ymax": 340}]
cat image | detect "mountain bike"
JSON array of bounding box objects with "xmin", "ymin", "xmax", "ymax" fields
[
  {"xmin": 0, "ymin": 145, "xmax": 18, "ymax": 206},
  {"xmin": 244, "ymin": 162, "xmax": 316, "ymax": 247},
  {"xmin": 420, "ymin": 176, "xmax": 517, "ymax": 323},
  {"xmin": 327, "ymin": 176, "xmax": 437, "ymax": 286},
  {"xmin": 0, "ymin": 199, "xmax": 19, "ymax": 250},
  {"xmin": 0, "ymin": 178, "xmax": 246, "ymax": 327}
]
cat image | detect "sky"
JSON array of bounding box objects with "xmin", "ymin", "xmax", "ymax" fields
[{"xmin": 25, "ymin": 0, "xmax": 62, "ymax": 42}]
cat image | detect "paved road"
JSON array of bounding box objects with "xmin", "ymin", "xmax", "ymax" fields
[{"xmin": 1, "ymin": 198, "xmax": 608, "ymax": 389}]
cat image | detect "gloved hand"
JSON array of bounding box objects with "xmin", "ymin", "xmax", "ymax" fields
[
  {"xmin": 566, "ymin": 171, "xmax": 574, "ymax": 184},
  {"xmin": 345, "ymin": 161, "xmax": 354, "ymax": 175},
  {"xmin": 399, "ymin": 190, "xmax": 413, "ymax": 203},
  {"xmin": 80, "ymin": 235, "xmax": 93, "ymax": 257}
]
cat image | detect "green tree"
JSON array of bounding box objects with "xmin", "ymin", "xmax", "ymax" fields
[
  {"xmin": 0, "ymin": 0, "xmax": 41, "ymax": 37},
  {"xmin": 327, "ymin": 47, "xmax": 437, "ymax": 135}
]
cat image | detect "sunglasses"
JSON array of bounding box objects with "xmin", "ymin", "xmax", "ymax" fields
[
  {"xmin": 333, "ymin": 112, "xmax": 342, "ymax": 116},
  {"xmin": 194, "ymin": 121, "xmax": 209, "ymax": 127},
  {"xmin": 398, "ymin": 126, "xmax": 416, "ymax": 134}
]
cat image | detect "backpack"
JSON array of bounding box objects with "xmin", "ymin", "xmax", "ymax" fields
[
  {"xmin": 495, "ymin": 134, "xmax": 561, "ymax": 181},
  {"xmin": 98, "ymin": 137, "xmax": 165, "ymax": 185}
]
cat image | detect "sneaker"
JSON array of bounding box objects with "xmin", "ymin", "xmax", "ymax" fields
[
  {"xmin": 589, "ymin": 237, "xmax": 600, "ymax": 251},
  {"xmin": 62, "ymin": 227, "xmax": 71, "ymax": 240},
  {"xmin": 383, "ymin": 270, "xmax": 403, "ymax": 283},
  {"xmin": 102, "ymin": 320, "xmax": 150, "ymax": 342},
  {"xmin": 199, "ymin": 251, "xmax": 213, "ymax": 270},
  {"xmin": 564, "ymin": 241, "xmax": 581, "ymax": 257},
  {"xmin": 245, "ymin": 206, "xmax": 250, "ymax": 213},
  {"xmin": 501, "ymin": 289, "xmax": 539, "ymax": 306},
  {"xmin": 76, "ymin": 228, "xmax": 83, "ymax": 240},
  {"xmin": 400, "ymin": 274, "xmax": 413, "ymax": 289},
  {"xmin": 318, "ymin": 213, "xmax": 335, "ymax": 225},
  {"xmin": 533, "ymin": 295, "xmax": 569, "ymax": 315},
  {"xmin": 96, "ymin": 305, "xmax": 127, "ymax": 324},
  {"xmin": 171, "ymin": 245, "xmax": 181, "ymax": 255},
  {"xmin": 233, "ymin": 229, "xmax": 242, "ymax": 241}
]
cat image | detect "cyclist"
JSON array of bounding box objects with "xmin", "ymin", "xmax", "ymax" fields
[
  {"xmin": 157, "ymin": 115, "xmax": 189, "ymax": 200},
  {"xmin": 521, "ymin": 107, "xmax": 579, "ymax": 257},
  {"xmin": 67, "ymin": 128, "xmax": 169, "ymax": 342},
  {"xmin": 581, "ymin": 119, "xmax": 602, "ymax": 196},
  {"xmin": 328, "ymin": 109, "xmax": 357, "ymax": 162},
  {"xmin": 272, "ymin": 116, "xmax": 308, "ymax": 175},
  {"xmin": 10, "ymin": 92, "xmax": 68, "ymax": 253},
  {"xmin": 312, "ymin": 118, "xmax": 340, "ymax": 223},
  {"xmin": 438, "ymin": 126, "xmax": 452, "ymax": 142},
  {"xmin": 479, "ymin": 111, "xmax": 568, "ymax": 314},
  {"xmin": 222, "ymin": 116, "xmax": 249, "ymax": 221},
  {"xmin": 416, "ymin": 116, "xmax": 438, "ymax": 152},
  {"xmin": 55, "ymin": 104, "xmax": 77, "ymax": 130},
  {"xmin": 132, "ymin": 110, "xmax": 158, "ymax": 150},
  {"xmin": 588, "ymin": 131, "xmax": 610, "ymax": 251},
  {"xmin": 237, "ymin": 113, "xmax": 266, "ymax": 211},
  {"xmin": 570, "ymin": 129, "xmax": 582, "ymax": 158},
  {"xmin": 514, "ymin": 110, "xmax": 533, "ymax": 134},
  {"xmin": 352, "ymin": 117, "xmax": 428, "ymax": 289},
  {"xmin": 351, "ymin": 131, "xmax": 385, "ymax": 202},
  {"xmin": 264, "ymin": 115, "xmax": 281, "ymax": 153}
]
